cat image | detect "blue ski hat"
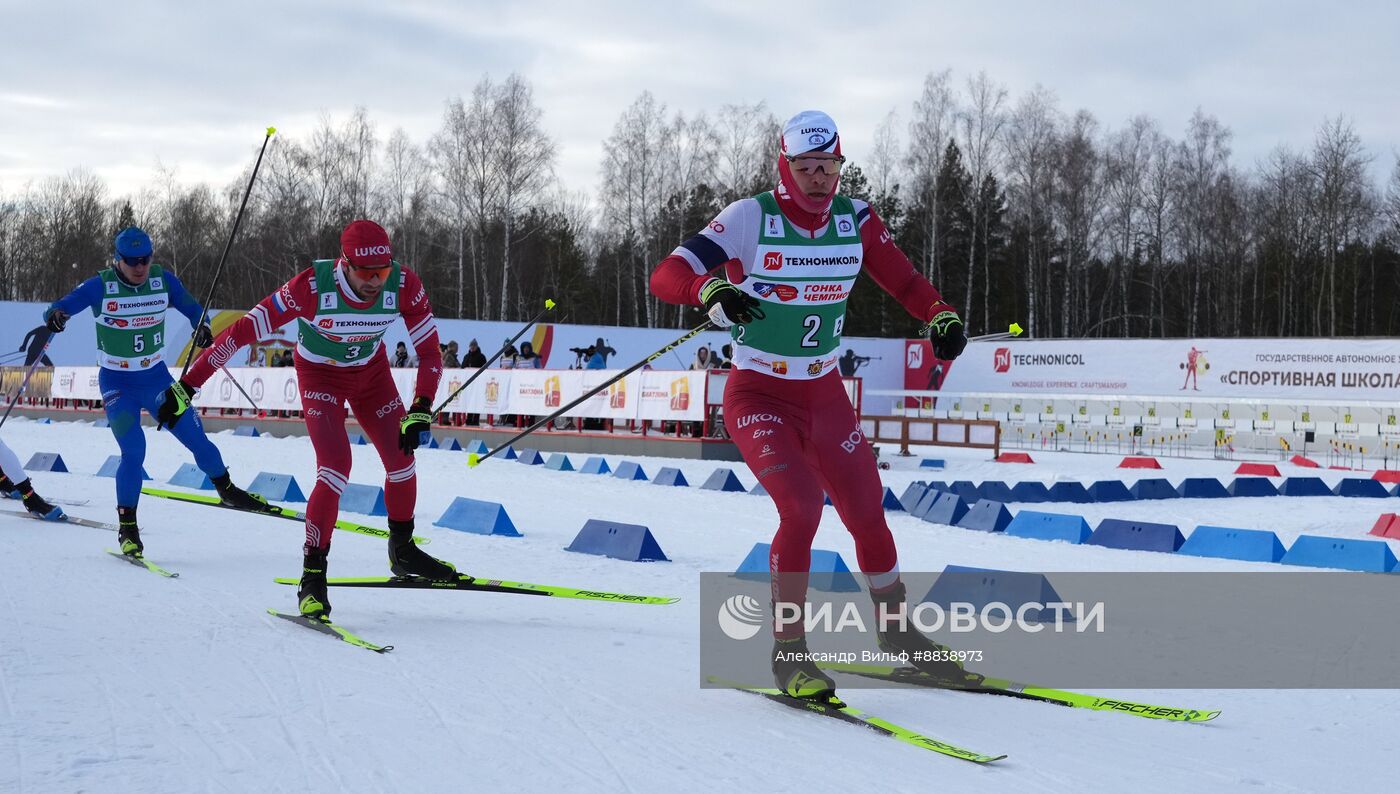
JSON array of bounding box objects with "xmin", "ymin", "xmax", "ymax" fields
[{"xmin": 114, "ymin": 227, "xmax": 153, "ymax": 259}]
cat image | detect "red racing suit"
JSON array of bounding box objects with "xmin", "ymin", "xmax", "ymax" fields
[{"xmin": 186, "ymin": 260, "xmax": 443, "ymax": 551}]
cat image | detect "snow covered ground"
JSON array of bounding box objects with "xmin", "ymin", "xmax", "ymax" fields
[{"xmin": 1, "ymin": 415, "xmax": 1395, "ymax": 793}]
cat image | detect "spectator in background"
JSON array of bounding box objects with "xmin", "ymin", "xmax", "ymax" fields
[
  {"xmin": 500, "ymin": 342, "xmax": 519, "ymax": 368},
  {"xmin": 593, "ymin": 337, "xmax": 616, "ymax": 366},
  {"xmin": 247, "ymin": 344, "xmax": 264, "ymax": 367},
  {"xmin": 518, "ymin": 341, "xmax": 543, "ymax": 369},
  {"xmin": 690, "ymin": 346, "xmax": 718, "ymax": 370},
  {"xmin": 279, "ymin": 349, "xmax": 294, "ymax": 367},
  {"xmin": 718, "ymin": 344, "xmax": 734, "ymax": 369},
  {"xmin": 586, "ymin": 345, "xmax": 606, "ymax": 370},
  {"xmin": 392, "ymin": 341, "xmax": 411, "ymax": 367},
  {"xmin": 444, "ymin": 341, "xmax": 461, "ymax": 368},
  {"xmin": 463, "ymin": 339, "xmax": 487, "ymax": 368}
]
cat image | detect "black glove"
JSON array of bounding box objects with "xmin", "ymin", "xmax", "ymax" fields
[
  {"xmin": 399, "ymin": 397, "xmax": 432, "ymax": 455},
  {"xmin": 44, "ymin": 308, "xmax": 68, "ymax": 333},
  {"xmin": 156, "ymin": 380, "xmax": 195, "ymax": 430},
  {"xmin": 192, "ymin": 322, "xmax": 214, "ymax": 348},
  {"xmin": 699, "ymin": 278, "xmax": 764, "ymax": 327},
  {"xmin": 927, "ymin": 304, "xmax": 967, "ymax": 360}
]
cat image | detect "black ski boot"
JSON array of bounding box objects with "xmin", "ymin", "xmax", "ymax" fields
[
  {"xmin": 298, "ymin": 548, "xmax": 330, "ymax": 619},
  {"xmin": 771, "ymin": 634, "xmax": 838, "ymax": 701},
  {"xmin": 3, "ymin": 476, "xmax": 64, "ymax": 521},
  {"xmin": 387, "ymin": 519, "xmax": 457, "ymax": 579},
  {"xmin": 872, "ymin": 582, "xmax": 978, "ymax": 682},
  {"xmin": 117, "ymin": 506, "xmax": 143, "ymax": 556},
  {"xmin": 212, "ymin": 471, "xmax": 271, "ymax": 512}
]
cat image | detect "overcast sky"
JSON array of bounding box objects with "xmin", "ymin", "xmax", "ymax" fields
[{"xmin": 3, "ymin": 0, "xmax": 1397, "ymax": 204}]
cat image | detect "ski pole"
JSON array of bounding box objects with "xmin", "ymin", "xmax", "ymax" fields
[
  {"xmin": 0, "ymin": 337, "xmax": 54, "ymax": 429},
  {"xmin": 467, "ymin": 320, "xmax": 715, "ymax": 467},
  {"xmin": 221, "ymin": 366, "xmax": 261, "ymax": 411},
  {"xmin": 430, "ymin": 299, "xmax": 556, "ymax": 421},
  {"xmin": 179, "ymin": 126, "xmax": 277, "ymax": 380},
  {"xmin": 966, "ymin": 322, "xmax": 1025, "ymax": 343}
]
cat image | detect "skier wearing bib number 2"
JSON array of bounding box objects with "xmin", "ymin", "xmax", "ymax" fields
[
  {"xmin": 44, "ymin": 227, "xmax": 268, "ymax": 559},
  {"xmin": 167, "ymin": 219, "xmax": 456, "ymax": 620},
  {"xmin": 650, "ymin": 111, "xmax": 969, "ymax": 700}
]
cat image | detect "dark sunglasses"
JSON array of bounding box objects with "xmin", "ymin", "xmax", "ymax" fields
[{"xmin": 118, "ymin": 255, "xmax": 151, "ymax": 267}]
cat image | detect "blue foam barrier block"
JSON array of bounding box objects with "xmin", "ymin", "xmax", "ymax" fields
[
  {"xmin": 1004, "ymin": 510, "xmax": 1092, "ymax": 543},
  {"xmin": 976, "ymin": 481, "xmax": 1015, "ymax": 503},
  {"xmin": 36, "ymin": 418, "xmax": 52, "ymax": 424},
  {"xmin": 434, "ymin": 496, "xmax": 522, "ymax": 537},
  {"xmin": 823, "ymin": 493, "xmax": 833, "ymax": 506},
  {"xmin": 499, "ymin": 445, "xmax": 517, "ymax": 461},
  {"xmin": 1046, "ymin": 481, "xmax": 1093, "ymax": 503},
  {"xmin": 919, "ymin": 459, "xmax": 946, "ymax": 469},
  {"xmin": 701, "ymin": 468, "xmax": 746, "ymax": 492},
  {"xmin": 1128, "ymin": 478, "xmax": 1179, "ymax": 500},
  {"xmin": 654, "ymin": 467, "xmax": 689, "ymax": 487},
  {"xmin": 949, "ymin": 480, "xmax": 981, "ymax": 502},
  {"xmin": 580, "ymin": 456, "xmax": 611, "ymax": 475},
  {"xmin": 247, "ymin": 471, "xmax": 306, "ymax": 503},
  {"xmin": 922, "ymin": 565, "xmax": 1069, "ymax": 622},
  {"xmin": 1087, "ymin": 518, "xmax": 1184, "ymax": 552},
  {"xmin": 1176, "ymin": 477, "xmax": 1231, "ymax": 499},
  {"xmin": 97, "ymin": 454, "xmax": 149, "ymax": 481},
  {"xmin": 565, "ymin": 518, "xmax": 668, "ymax": 562},
  {"xmin": 1179, "ymin": 525, "xmax": 1287, "ymax": 563},
  {"xmin": 613, "ymin": 460, "xmax": 648, "ymax": 481},
  {"xmin": 1281, "ymin": 534, "xmax": 1397, "ymax": 572},
  {"xmin": 22, "ymin": 452, "xmax": 67, "ymax": 473},
  {"xmin": 339, "ymin": 483, "xmax": 388, "ymax": 516},
  {"xmin": 899, "ymin": 482, "xmax": 928, "ymax": 512},
  {"xmin": 516, "ymin": 448, "xmax": 544, "ymax": 465},
  {"xmin": 1087, "ymin": 480, "xmax": 1134, "ymax": 502},
  {"xmin": 750, "ymin": 481, "xmax": 769, "ymax": 497},
  {"xmin": 465, "ymin": 439, "xmax": 489, "ymax": 455},
  {"xmin": 955, "ymin": 499, "xmax": 1013, "ymax": 533},
  {"xmin": 923, "ymin": 481, "xmax": 950, "ymax": 492},
  {"xmin": 346, "ymin": 431, "xmax": 367, "ymax": 445},
  {"xmin": 921, "ymin": 492, "xmax": 969, "ymax": 526},
  {"xmin": 1279, "ymin": 477, "xmax": 1332, "ymax": 496},
  {"xmin": 544, "ymin": 453, "xmax": 575, "ymax": 472},
  {"xmin": 426, "ymin": 435, "xmax": 463, "ymax": 451},
  {"xmin": 1009, "ymin": 481, "xmax": 1051, "ymax": 503},
  {"xmin": 734, "ymin": 542, "xmax": 859, "ymax": 592},
  {"xmin": 1228, "ymin": 477, "xmax": 1279, "ymax": 497},
  {"xmin": 1333, "ymin": 478, "xmax": 1391, "ymax": 498},
  {"xmin": 910, "ymin": 488, "xmax": 942, "ymax": 519},
  {"xmin": 167, "ymin": 462, "xmax": 213, "ymax": 490},
  {"xmin": 880, "ymin": 486, "xmax": 904, "ymax": 511},
  {"xmin": 233, "ymin": 425, "xmax": 260, "ymax": 437}
]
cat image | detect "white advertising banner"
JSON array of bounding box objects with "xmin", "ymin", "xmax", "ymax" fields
[
  {"xmin": 51, "ymin": 366, "xmax": 102, "ymax": 400},
  {"xmin": 937, "ymin": 339, "xmax": 1400, "ymax": 401}
]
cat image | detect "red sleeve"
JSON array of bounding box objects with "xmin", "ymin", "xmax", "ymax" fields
[
  {"xmin": 185, "ymin": 269, "xmax": 317, "ymax": 389},
  {"xmin": 860, "ymin": 208, "xmax": 951, "ymax": 323},
  {"xmin": 649, "ymin": 255, "xmax": 717, "ymax": 305},
  {"xmin": 398, "ymin": 267, "xmax": 442, "ymax": 401}
]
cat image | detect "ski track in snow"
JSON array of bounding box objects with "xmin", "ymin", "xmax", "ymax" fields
[{"xmin": 2, "ymin": 416, "xmax": 1400, "ymax": 792}]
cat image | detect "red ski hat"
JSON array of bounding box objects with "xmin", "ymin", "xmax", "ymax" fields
[{"xmin": 341, "ymin": 219, "xmax": 393, "ymax": 267}]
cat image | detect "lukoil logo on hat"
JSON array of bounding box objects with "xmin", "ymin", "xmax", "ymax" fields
[
  {"xmin": 782, "ymin": 110, "xmax": 839, "ymax": 155},
  {"xmin": 341, "ymin": 219, "xmax": 393, "ymax": 267},
  {"xmin": 717, "ymin": 594, "xmax": 765, "ymax": 640}
]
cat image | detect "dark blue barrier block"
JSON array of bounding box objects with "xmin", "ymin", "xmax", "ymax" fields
[
  {"xmin": 924, "ymin": 481, "xmax": 950, "ymax": 492},
  {"xmin": 1047, "ymin": 481, "xmax": 1093, "ymax": 503},
  {"xmin": 1129, "ymin": 478, "xmax": 1179, "ymax": 500},
  {"xmin": 1280, "ymin": 477, "xmax": 1332, "ymax": 497},
  {"xmin": 499, "ymin": 445, "xmax": 518, "ymax": 461},
  {"xmin": 899, "ymin": 482, "xmax": 928, "ymax": 512},
  {"xmin": 921, "ymin": 492, "xmax": 969, "ymax": 526},
  {"xmin": 464, "ymin": 439, "xmax": 489, "ymax": 455},
  {"xmin": 1228, "ymin": 477, "xmax": 1279, "ymax": 497},
  {"xmin": 949, "ymin": 481, "xmax": 981, "ymax": 502},
  {"xmin": 248, "ymin": 472, "xmax": 306, "ymax": 503},
  {"xmin": 976, "ymin": 481, "xmax": 1015, "ymax": 503},
  {"xmin": 1334, "ymin": 478, "xmax": 1391, "ymax": 498},
  {"xmin": 750, "ymin": 481, "xmax": 769, "ymax": 497},
  {"xmin": 823, "ymin": 493, "xmax": 833, "ymax": 506},
  {"xmin": 36, "ymin": 418, "xmax": 52, "ymax": 424},
  {"xmin": 167, "ymin": 462, "xmax": 213, "ymax": 490},
  {"xmin": 566, "ymin": 518, "xmax": 668, "ymax": 562},
  {"xmin": 544, "ymin": 453, "xmax": 575, "ymax": 472},
  {"xmin": 434, "ymin": 497, "xmax": 522, "ymax": 537},
  {"xmin": 734, "ymin": 542, "xmax": 859, "ymax": 592},
  {"xmin": 1281, "ymin": 535, "xmax": 1397, "ymax": 572},
  {"xmin": 23, "ymin": 452, "xmax": 67, "ymax": 473},
  {"xmin": 613, "ymin": 461, "xmax": 648, "ymax": 481},
  {"xmin": 580, "ymin": 456, "xmax": 611, "ymax": 475},
  {"xmin": 97, "ymin": 454, "xmax": 149, "ymax": 480},
  {"xmin": 880, "ymin": 487, "xmax": 904, "ymax": 511},
  {"xmin": 1087, "ymin": 518, "xmax": 1184, "ymax": 552},
  {"xmin": 1088, "ymin": 480, "xmax": 1134, "ymax": 502},
  {"xmin": 347, "ymin": 431, "xmax": 367, "ymax": 445},
  {"xmin": 922, "ymin": 565, "xmax": 1069, "ymax": 622},
  {"xmin": 1177, "ymin": 478, "xmax": 1230, "ymax": 499},
  {"xmin": 428, "ymin": 436, "xmax": 463, "ymax": 451},
  {"xmin": 1180, "ymin": 525, "xmax": 1286, "ymax": 563},
  {"xmin": 919, "ymin": 459, "xmax": 946, "ymax": 469},
  {"xmin": 1004, "ymin": 511, "xmax": 1092, "ymax": 543},
  {"xmin": 233, "ymin": 425, "xmax": 260, "ymax": 437},
  {"xmin": 1009, "ymin": 482, "xmax": 1051, "ymax": 503},
  {"xmin": 910, "ymin": 489, "xmax": 941, "ymax": 519},
  {"xmin": 340, "ymin": 483, "xmax": 387, "ymax": 516},
  {"xmin": 516, "ymin": 448, "xmax": 544, "ymax": 465},
  {"xmin": 701, "ymin": 468, "xmax": 746, "ymax": 492},
  {"xmin": 653, "ymin": 467, "xmax": 689, "ymax": 487},
  {"xmin": 955, "ymin": 500, "xmax": 1013, "ymax": 533}
]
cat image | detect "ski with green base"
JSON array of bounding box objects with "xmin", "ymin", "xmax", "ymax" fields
[
  {"xmin": 821, "ymin": 662, "xmax": 1221, "ymax": 722},
  {"xmin": 140, "ymin": 486, "xmax": 430, "ymax": 544},
  {"xmin": 272, "ymin": 574, "xmax": 679, "ymax": 605},
  {"xmin": 267, "ymin": 608, "xmax": 393, "ymax": 653},
  {"xmin": 708, "ymin": 677, "xmax": 1006, "ymax": 764},
  {"xmin": 105, "ymin": 549, "xmax": 179, "ymax": 578}
]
